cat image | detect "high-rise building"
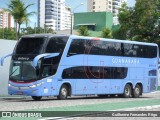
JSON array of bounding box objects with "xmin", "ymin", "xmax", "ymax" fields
[
  {"xmin": 0, "ymin": 9, "xmax": 14, "ymax": 28},
  {"xmin": 87, "ymin": 0, "xmax": 127, "ymax": 16},
  {"xmin": 38, "ymin": 0, "xmax": 71, "ymax": 31}
]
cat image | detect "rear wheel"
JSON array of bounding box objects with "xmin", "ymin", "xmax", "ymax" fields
[
  {"xmin": 123, "ymin": 84, "xmax": 132, "ymax": 98},
  {"xmin": 32, "ymin": 96, "xmax": 42, "ymax": 101},
  {"xmin": 57, "ymin": 85, "xmax": 68, "ymax": 100},
  {"xmin": 132, "ymin": 84, "xmax": 141, "ymax": 98}
]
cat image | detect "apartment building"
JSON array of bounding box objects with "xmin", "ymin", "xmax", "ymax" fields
[
  {"xmin": 38, "ymin": 0, "xmax": 71, "ymax": 31},
  {"xmin": 87, "ymin": 0, "xmax": 127, "ymax": 16},
  {"xmin": 0, "ymin": 9, "xmax": 14, "ymax": 28}
]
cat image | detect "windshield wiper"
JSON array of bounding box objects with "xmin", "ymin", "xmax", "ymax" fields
[{"xmin": 9, "ymin": 68, "xmax": 18, "ymax": 77}]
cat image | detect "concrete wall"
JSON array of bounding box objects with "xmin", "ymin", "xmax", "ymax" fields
[{"xmin": 0, "ymin": 39, "xmax": 17, "ymax": 96}]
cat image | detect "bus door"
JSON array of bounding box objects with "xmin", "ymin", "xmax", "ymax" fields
[
  {"xmin": 148, "ymin": 69, "xmax": 157, "ymax": 91},
  {"xmin": 40, "ymin": 59, "xmax": 60, "ymax": 96},
  {"xmin": 41, "ymin": 65, "xmax": 53, "ymax": 96}
]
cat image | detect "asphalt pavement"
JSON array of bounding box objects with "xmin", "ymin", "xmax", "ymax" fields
[{"xmin": 0, "ymin": 91, "xmax": 160, "ymax": 120}]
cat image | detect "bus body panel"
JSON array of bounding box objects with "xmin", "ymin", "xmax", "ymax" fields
[{"xmin": 5, "ymin": 35, "xmax": 158, "ymax": 98}]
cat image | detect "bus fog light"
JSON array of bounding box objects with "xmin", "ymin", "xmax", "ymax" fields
[{"xmin": 8, "ymin": 84, "xmax": 11, "ymax": 87}]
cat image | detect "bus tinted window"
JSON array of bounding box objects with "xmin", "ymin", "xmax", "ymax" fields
[
  {"xmin": 123, "ymin": 44, "xmax": 136, "ymax": 57},
  {"xmin": 148, "ymin": 46, "xmax": 157, "ymax": 58},
  {"xmin": 15, "ymin": 38, "xmax": 45, "ymax": 54},
  {"xmin": 123, "ymin": 44, "xmax": 157, "ymax": 58},
  {"xmin": 86, "ymin": 40, "xmax": 121, "ymax": 56},
  {"xmin": 67, "ymin": 39, "xmax": 85, "ymax": 56},
  {"xmin": 62, "ymin": 66, "xmax": 128, "ymax": 79},
  {"xmin": 46, "ymin": 37, "xmax": 68, "ymax": 53},
  {"xmin": 68, "ymin": 39, "xmax": 157, "ymax": 58},
  {"xmin": 68, "ymin": 39, "xmax": 121, "ymax": 56}
]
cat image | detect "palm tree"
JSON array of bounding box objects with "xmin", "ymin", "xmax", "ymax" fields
[
  {"xmin": 78, "ymin": 26, "xmax": 90, "ymax": 36},
  {"xmin": 101, "ymin": 28, "xmax": 112, "ymax": 38},
  {"xmin": 5, "ymin": 0, "xmax": 35, "ymax": 40}
]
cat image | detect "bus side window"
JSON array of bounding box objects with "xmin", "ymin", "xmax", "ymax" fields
[{"xmin": 67, "ymin": 39, "xmax": 85, "ymax": 57}]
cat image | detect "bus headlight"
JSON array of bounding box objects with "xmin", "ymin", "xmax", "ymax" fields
[
  {"xmin": 36, "ymin": 82, "xmax": 42, "ymax": 86},
  {"xmin": 29, "ymin": 85, "xmax": 36, "ymax": 88},
  {"xmin": 29, "ymin": 82, "xmax": 44, "ymax": 88}
]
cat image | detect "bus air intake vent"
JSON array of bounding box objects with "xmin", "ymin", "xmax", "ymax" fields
[{"xmin": 150, "ymin": 78, "xmax": 156, "ymax": 91}]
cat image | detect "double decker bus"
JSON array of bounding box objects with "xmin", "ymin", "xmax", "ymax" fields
[{"xmin": 0, "ymin": 34, "xmax": 158, "ymax": 100}]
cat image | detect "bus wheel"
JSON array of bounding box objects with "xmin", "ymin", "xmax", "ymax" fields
[
  {"xmin": 123, "ymin": 84, "xmax": 132, "ymax": 98},
  {"xmin": 132, "ymin": 84, "xmax": 141, "ymax": 98},
  {"xmin": 32, "ymin": 96, "xmax": 42, "ymax": 101},
  {"xmin": 57, "ymin": 85, "xmax": 68, "ymax": 100}
]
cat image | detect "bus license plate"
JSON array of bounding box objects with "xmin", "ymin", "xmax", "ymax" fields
[{"xmin": 17, "ymin": 92, "xmax": 23, "ymax": 95}]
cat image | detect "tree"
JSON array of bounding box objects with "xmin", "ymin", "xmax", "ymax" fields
[
  {"xmin": 117, "ymin": 0, "xmax": 160, "ymax": 43},
  {"xmin": 21, "ymin": 27, "xmax": 56, "ymax": 35},
  {"xmin": 78, "ymin": 26, "xmax": 90, "ymax": 36},
  {"xmin": 117, "ymin": 3, "xmax": 134, "ymax": 40},
  {"xmin": 0, "ymin": 28, "xmax": 16, "ymax": 40},
  {"xmin": 101, "ymin": 28, "xmax": 112, "ymax": 38},
  {"xmin": 5, "ymin": 0, "xmax": 35, "ymax": 40}
]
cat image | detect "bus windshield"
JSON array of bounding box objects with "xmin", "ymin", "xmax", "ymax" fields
[
  {"xmin": 15, "ymin": 37, "xmax": 45, "ymax": 54},
  {"xmin": 9, "ymin": 60, "xmax": 39, "ymax": 82}
]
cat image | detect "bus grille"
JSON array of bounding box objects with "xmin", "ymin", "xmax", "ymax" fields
[{"xmin": 150, "ymin": 78, "xmax": 156, "ymax": 91}]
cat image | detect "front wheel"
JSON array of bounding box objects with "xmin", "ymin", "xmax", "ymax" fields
[
  {"xmin": 57, "ymin": 85, "xmax": 68, "ymax": 100},
  {"xmin": 123, "ymin": 84, "xmax": 132, "ymax": 98},
  {"xmin": 132, "ymin": 84, "xmax": 141, "ymax": 98},
  {"xmin": 32, "ymin": 96, "xmax": 42, "ymax": 101}
]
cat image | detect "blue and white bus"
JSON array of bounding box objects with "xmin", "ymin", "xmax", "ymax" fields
[{"xmin": 0, "ymin": 34, "xmax": 159, "ymax": 100}]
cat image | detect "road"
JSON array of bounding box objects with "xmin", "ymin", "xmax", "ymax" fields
[
  {"xmin": 0, "ymin": 92, "xmax": 160, "ymax": 111},
  {"xmin": 0, "ymin": 91, "xmax": 160, "ymax": 120}
]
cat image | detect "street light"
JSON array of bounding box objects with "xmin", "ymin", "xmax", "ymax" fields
[{"xmin": 70, "ymin": 3, "xmax": 84, "ymax": 35}]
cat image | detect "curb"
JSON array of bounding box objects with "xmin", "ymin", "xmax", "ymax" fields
[
  {"xmin": 38, "ymin": 105, "xmax": 160, "ymax": 120},
  {"xmin": 113, "ymin": 105, "xmax": 160, "ymax": 111}
]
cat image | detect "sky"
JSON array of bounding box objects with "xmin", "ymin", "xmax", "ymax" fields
[{"xmin": 0, "ymin": 0, "xmax": 136, "ymax": 27}]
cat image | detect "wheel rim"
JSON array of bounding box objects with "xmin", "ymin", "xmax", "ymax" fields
[
  {"xmin": 125, "ymin": 87, "xmax": 130, "ymax": 96},
  {"xmin": 61, "ymin": 88, "xmax": 67, "ymax": 97},
  {"xmin": 135, "ymin": 87, "xmax": 140, "ymax": 95}
]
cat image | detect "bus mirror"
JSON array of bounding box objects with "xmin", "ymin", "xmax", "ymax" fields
[
  {"xmin": 0, "ymin": 53, "xmax": 13, "ymax": 66},
  {"xmin": 44, "ymin": 53, "xmax": 60, "ymax": 59},
  {"xmin": 32, "ymin": 53, "xmax": 60, "ymax": 68}
]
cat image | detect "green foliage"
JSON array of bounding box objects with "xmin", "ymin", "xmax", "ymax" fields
[
  {"xmin": 101, "ymin": 28, "xmax": 112, "ymax": 38},
  {"xmin": 117, "ymin": 0, "xmax": 160, "ymax": 43},
  {"xmin": 5, "ymin": 0, "xmax": 36, "ymax": 40},
  {"xmin": 112, "ymin": 28, "xmax": 126, "ymax": 40},
  {"xmin": 78, "ymin": 26, "xmax": 90, "ymax": 36},
  {"xmin": 21, "ymin": 27, "xmax": 56, "ymax": 36},
  {"xmin": 0, "ymin": 28, "xmax": 16, "ymax": 40}
]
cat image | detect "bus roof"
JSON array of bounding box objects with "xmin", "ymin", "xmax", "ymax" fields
[
  {"xmin": 69, "ymin": 35, "xmax": 158, "ymax": 47},
  {"xmin": 21, "ymin": 34, "xmax": 70, "ymax": 38},
  {"xmin": 21, "ymin": 34, "xmax": 158, "ymax": 47}
]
